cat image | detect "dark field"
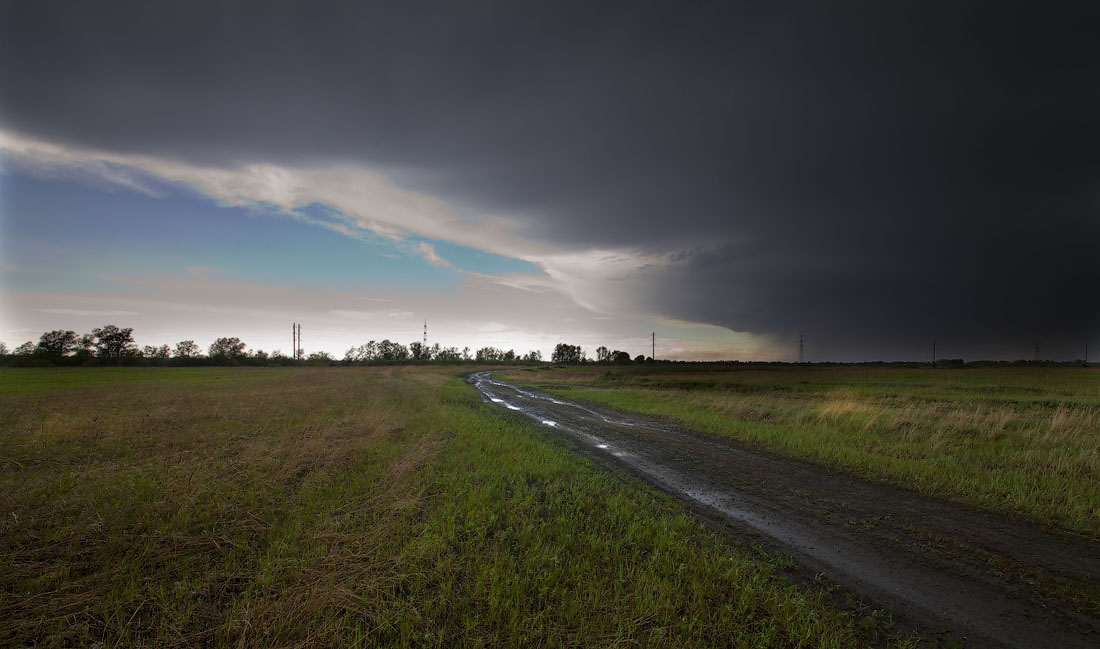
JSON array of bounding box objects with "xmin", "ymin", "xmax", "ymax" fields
[{"xmin": 0, "ymin": 366, "xmax": 912, "ymax": 648}]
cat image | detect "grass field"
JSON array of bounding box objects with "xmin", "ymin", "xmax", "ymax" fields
[
  {"xmin": 0, "ymin": 366, "xmax": 910, "ymax": 648},
  {"xmin": 501, "ymin": 365, "xmax": 1100, "ymax": 536}
]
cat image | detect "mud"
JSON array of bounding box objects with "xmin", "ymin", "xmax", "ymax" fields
[{"xmin": 470, "ymin": 371, "xmax": 1100, "ymax": 649}]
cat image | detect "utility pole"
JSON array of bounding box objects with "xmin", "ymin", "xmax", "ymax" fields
[
  {"xmin": 798, "ymin": 330, "xmax": 805, "ymax": 363},
  {"xmin": 651, "ymin": 332, "xmax": 655, "ymax": 360},
  {"xmin": 423, "ymin": 318, "xmax": 428, "ymax": 348},
  {"xmin": 292, "ymin": 323, "xmax": 299, "ymax": 361},
  {"xmin": 1085, "ymin": 343, "xmax": 1089, "ymax": 366}
]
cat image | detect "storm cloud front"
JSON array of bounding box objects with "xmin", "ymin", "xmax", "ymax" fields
[{"xmin": 2, "ymin": 1, "xmax": 1097, "ymax": 360}]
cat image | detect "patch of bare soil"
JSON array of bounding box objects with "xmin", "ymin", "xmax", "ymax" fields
[{"xmin": 470, "ymin": 372, "xmax": 1100, "ymax": 649}]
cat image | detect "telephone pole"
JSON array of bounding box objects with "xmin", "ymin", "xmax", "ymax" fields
[
  {"xmin": 651, "ymin": 332, "xmax": 655, "ymax": 360},
  {"xmin": 798, "ymin": 330, "xmax": 804, "ymax": 363},
  {"xmin": 292, "ymin": 323, "xmax": 301, "ymax": 360}
]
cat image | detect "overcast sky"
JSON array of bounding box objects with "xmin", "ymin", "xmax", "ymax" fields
[{"xmin": 1, "ymin": 1, "xmax": 1097, "ymax": 361}]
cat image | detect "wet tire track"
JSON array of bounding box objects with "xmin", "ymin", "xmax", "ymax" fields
[{"xmin": 470, "ymin": 371, "xmax": 1100, "ymax": 649}]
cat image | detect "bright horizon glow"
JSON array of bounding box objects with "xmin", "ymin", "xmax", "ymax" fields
[{"xmin": 0, "ymin": 130, "xmax": 780, "ymax": 361}]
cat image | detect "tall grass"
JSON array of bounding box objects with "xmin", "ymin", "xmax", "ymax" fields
[
  {"xmin": 0, "ymin": 367, "xmax": 908, "ymax": 648},
  {"xmin": 504, "ymin": 366, "xmax": 1100, "ymax": 536}
]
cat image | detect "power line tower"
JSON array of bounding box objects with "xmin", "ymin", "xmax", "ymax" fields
[
  {"xmin": 798, "ymin": 330, "xmax": 804, "ymax": 363},
  {"xmin": 423, "ymin": 318, "xmax": 428, "ymax": 348}
]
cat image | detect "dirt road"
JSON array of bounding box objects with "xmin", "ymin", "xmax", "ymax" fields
[{"xmin": 470, "ymin": 371, "xmax": 1100, "ymax": 648}]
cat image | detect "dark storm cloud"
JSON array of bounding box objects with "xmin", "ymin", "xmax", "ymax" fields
[{"xmin": 2, "ymin": 0, "xmax": 1098, "ymax": 359}]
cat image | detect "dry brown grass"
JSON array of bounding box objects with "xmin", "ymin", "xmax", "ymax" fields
[{"xmin": 0, "ymin": 367, "xmax": 449, "ymax": 647}]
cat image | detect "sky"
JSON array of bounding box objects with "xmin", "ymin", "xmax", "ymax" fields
[{"xmin": 1, "ymin": 1, "xmax": 1097, "ymax": 361}]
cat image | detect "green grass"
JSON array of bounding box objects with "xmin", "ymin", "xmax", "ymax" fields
[
  {"xmin": 0, "ymin": 367, "xmax": 909, "ymax": 648},
  {"xmin": 502, "ymin": 365, "xmax": 1100, "ymax": 536}
]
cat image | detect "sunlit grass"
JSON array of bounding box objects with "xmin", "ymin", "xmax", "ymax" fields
[
  {"xmin": 0, "ymin": 367, "xmax": 910, "ymax": 648},
  {"xmin": 503, "ymin": 365, "xmax": 1100, "ymax": 536}
]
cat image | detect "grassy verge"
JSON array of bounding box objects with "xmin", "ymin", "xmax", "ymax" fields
[
  {"xmin": 0, "ymin": 367, "xmax": 909, "ymax": 648},
  {"xmin": 501, "ymin": 365, "xmax": 1100, "ymax": 536}
]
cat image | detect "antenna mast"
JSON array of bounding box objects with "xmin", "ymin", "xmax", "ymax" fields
[
  {"xmin": 423, "ymin": 318, "xmax": 428, "ymax": 348},
  {"xmin": 798, "ymin": 330, "xmax": 805, "ymax": 363}
]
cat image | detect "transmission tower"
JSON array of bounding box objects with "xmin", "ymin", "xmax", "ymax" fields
[{"xmin": 423, "ymin": 318, "xmax": 428, "ymax": 347}]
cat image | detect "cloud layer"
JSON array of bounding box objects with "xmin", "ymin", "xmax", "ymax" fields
[{"xmin": 2, "ymin": 1, "xmax": 1098, "ymax": 359}]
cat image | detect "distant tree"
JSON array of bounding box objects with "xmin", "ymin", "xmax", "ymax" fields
[
  {"xmin": 376, "ymin": 339, "xmax": 408, "ymax": 361},
  {"xmin": 92, "ymin": 325, "xmax": 136, "ymax": 359},
  {"xmin": 250, "ymin": 349, "xmax": 268, "ymax": 361},
  {"xmin": 174, "ymin": 340, "xmax": 201, "ymax": 358},
  {"xmin": 462, "ymin": 346, "xmax": 471, "ymax": 361},
  {"xmin": 596, "ymin": 346, "xmax": 610, "ymax": 363},
  {"xmin": 476, "ymin": 346, "xmax": 503, "ymax": 362},
  {"xmin": 436, "ymin": 346, "xmax": 462, "ymax": 361},
  {"xmin": 0, "ymin": 341, "xmax": 8, "ymax": 356},
  {"xmin": 409, "ymin": 341, "xmax": 427, "ymax": 361},
  {"xmin": 551, "ymin": 343, "xmax": 583, "ymax": 364},
  {"xmin": 208, "ymin": 337, "xmax": 247, "ymax": 360},
  {"xmin": 523, "ymin": 350, "xmax": 543, "ymax": 363},
  {"xmin": 141, "ymin": 344, "xmax": 171, "ymax": 360},
  {"xmin": 14, "ymin": 341, "xmax": 35, "ymax": 356},
  {"xmin": 343, "ymin": 341, "xmax": 378, "ymax": 362},
  {"xmin": 307, "ymin": 351, "xmax": 333, "ymax": 362},
  {"xmin": 610, "ymin": 350, "xmax": 632, "ymax": 365},
  {"xmin": 76, "ymin": 333, "xmax": 97, "ymax": 356},
  {"xmin": 36, "ymin": 330, "xmax": 79, "ymax": 357},
  {"xmin": 633, "ymin": 354, "xmax": 646, "ymax": 364}
]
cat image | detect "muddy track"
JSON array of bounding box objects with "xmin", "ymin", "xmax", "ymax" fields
[{"xmin": 469, "ymin": 371, "xmax": 1100, "ymax": 649}]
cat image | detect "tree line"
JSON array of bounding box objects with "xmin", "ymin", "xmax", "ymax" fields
[{"xmin": 0, "ymin": 325, "xmax": 656, "ymax": 367}]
